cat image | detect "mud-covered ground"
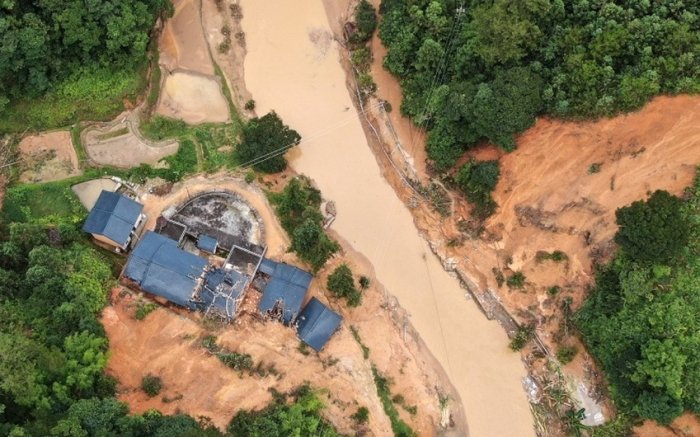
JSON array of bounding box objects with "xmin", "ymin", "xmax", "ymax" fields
[{"xmin": 169, "ymin": 191, "xmax": 264, "ymax": 250}]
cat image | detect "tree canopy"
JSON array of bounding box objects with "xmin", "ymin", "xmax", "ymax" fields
[
  {"xmin": 269, "ymin": 177, "xmax": 339, "ymax": 272},
  {"xmin": 577, "ymin": 173, "xmax": 700, "ymax": 425},
  {"xmin": 454, "ymin": 159, "xmax": 500, "ymax": 218},
  {"xmin": 379, "ymin": 0, "xmax": 700, "ymax": 170},
  {"xmin": 614, "ymin": 190, "xmax": 690, "ymax": 264},
  {"xmin": 237, "ymin": 111, "xmax": 301, "ymax": 173},
  {"xmin": 0, "ymin": 0, "xmax": 171, "ymax": 104}
]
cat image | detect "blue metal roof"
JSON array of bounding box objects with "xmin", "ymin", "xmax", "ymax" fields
[
  {"xmin": 124, "ymin": 231, "xmax": 207, "ymax": 309},
  {"xmin": 258, "ymin": 259, "xmax": 312, "ymax": 324},
  {"xmin": 297, "ymin": 297, "xmax": 342, "ymax": 351},
  {"xmin": 83, "ymin": 190, "xmax": 143, "ymax": 246},
  {"xmin": 196, "ymin": 234, "xmax": 218, "ymax": 253}
]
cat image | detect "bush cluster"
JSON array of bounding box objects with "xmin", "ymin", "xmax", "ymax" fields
[{"xmin": 327, "ymin": 264, "xmax": 362, "ymax": 307}]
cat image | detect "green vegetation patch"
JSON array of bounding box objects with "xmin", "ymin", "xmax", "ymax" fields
[
  {"xmin": 269, "ymin": 177, "xmax": 339, "ymax": 272},
  {"xmin": 454, "ymin": 159, "xmax": 500, "ymax": 218},
  {"xmin": 372, "ymin": 366, "xmax": 416, "ymax": 437},
  {"xmin": 577, "ymin": 174, "xmax": 700, "ymax": 425},
  {"xmin": 141, "ymin": 375, "xmax": 163, "ymax": 397},
  {"xmin": 2, "ymin": 178, "xmax": 86, "ymax": 224},
  {"xmin": 327, "ymin": 264, "xmax": 362, "ymax": 307},
  {"xmin": 236, "ymin": 112, "xmax": 301, "ymax": 173},
  {"xmin": 138, "ymin": 116, "xmax": 241, "ymax": 180},
  {"xmin": 228, "ymin": 385, "xmax": 340, "ymax": 436},
  {"xmin": 0, "ymin": 68, "xmax": 147, "ymax": 134},
  {"xmin": 0, "ymin": 0, "xmax": 171, "ymax": 133}
]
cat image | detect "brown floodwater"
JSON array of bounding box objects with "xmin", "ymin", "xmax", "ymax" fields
[{"xmin": 240, "ymin": 1, "xmax": 535, "ymax": 435}]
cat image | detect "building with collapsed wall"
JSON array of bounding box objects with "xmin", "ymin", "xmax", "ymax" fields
[{"xmin": 83, "ymin": 188, "xmax": 342, "ymax": 350}]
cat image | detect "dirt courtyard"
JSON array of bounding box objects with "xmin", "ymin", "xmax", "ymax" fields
[
  {"xmin": 18, "ymin": 131, "xmax": 81, "ymax": 183},
  {"xmin": 83, "ymin": 120, "xmax": 179, "ymax": 168},
  {"xmin": 157, "ymin": 71, "xmax": 230, "ymax": 124}
]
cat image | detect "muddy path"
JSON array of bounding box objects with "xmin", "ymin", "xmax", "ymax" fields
[{"xmin": 239, "ymin": 1, "xmax": 535, "ymax": 436}]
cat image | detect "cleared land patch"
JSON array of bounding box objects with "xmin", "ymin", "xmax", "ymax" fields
[
  {"xmin": 83, "ymin": 120, "xmax": 179, "ymax": 168},
  {"xmin": 157, "ymin": 72, "xmax": 230, "ymax": 124},
  {"xmin": 18, "ymin": 131, "xmax": 81, "ymax": 183},
  {"xmin": 159, "ymin": 0, "xmax": 215, "ymax": 76}
]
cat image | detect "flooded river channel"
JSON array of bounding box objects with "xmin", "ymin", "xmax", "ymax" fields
[{"xmin": 240, "ymin": 1, "xmax": 535, "ymax": 435}]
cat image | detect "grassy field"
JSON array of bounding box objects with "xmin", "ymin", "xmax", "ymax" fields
[
  {"xmin": 0, "ymin": 66, "xmax": 148, "ymax": 134},
  {"xmin": 1, "ymin": 177, "xmax": 87, "ymax": 224},
  {"xmin": 140, "ymin": 116, "xmax": 240, "ymax": 173}
]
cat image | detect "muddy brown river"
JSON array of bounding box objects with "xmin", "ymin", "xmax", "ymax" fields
[{"xmin": 240, "ymin": 1, "xmax": 535, "ymax": 435}]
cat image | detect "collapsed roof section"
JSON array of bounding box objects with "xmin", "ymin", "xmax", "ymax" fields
[
  {"xmin": 198, "ymin": 267, "xmax": 247, "ymax": 319},
  {"xmin": 124, "ymin": 231, "xmax": 207, "ymax": 309},
  {"xmin": 296, "ymin": 297, "xmax": 342, "ymax": 351},
  {"xmin": 258, "ymin": 258, "xmax": 312, "ymax": 325},
  {"xmin": 82, "ymin": 190, "xmax": 144, "ymax": 247}
]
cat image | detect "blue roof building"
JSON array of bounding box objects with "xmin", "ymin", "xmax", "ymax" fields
[
  {"xmin": 199, "ymin": 267, "xmax": 247, "ymax": 319},
  {"xmin": 196, "ymin": 234, "xmax": 219, "ymax": 253},
  {"xmin": 296, "ymin": 297, "xmax": 342, "ymax": 351},
  {"xmin": 124, "ymin": 231, "xmax": 208, "ymax": 309},
  {"xmin": 258, "ymin": 259, "xmax": 312, "ymax": 324},
  {"xmin": 83, "ymin": 190, "xmax": 144, "ymax": 250}
]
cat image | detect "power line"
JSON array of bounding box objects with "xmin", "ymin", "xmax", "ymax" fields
[
  {"xmin": 235, "ymin": 101, "xmax": 385, "ymax": 170},
  {"xmin": 407, "ymin": 1, "xmax": 466, "ymax": 155}
]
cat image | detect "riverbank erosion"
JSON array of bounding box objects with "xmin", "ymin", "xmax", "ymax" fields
[{"xmin": 239, "ymin": 1, "xmax": 535, "ymax": 436}]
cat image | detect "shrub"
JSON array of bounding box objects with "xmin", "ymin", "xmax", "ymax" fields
[
  {"xmin": 244, "ymin": 99, "xmax": 256, "ymax": 111},
  {"xmin": 351, "ymin": 406, "xmax": 369, "ymax": 424},
  {"xmin": 455, "ymin": 160, "xmax": 500, "ymax": 218},
  {"xmin": 509, "ymin": 325, "xmax": 534, "ymax": 351},
  {"xmin": 358, "ymin": 72, "xmax": 377, "ymax": 97},
  {"xmin": 218, "ymin": 40, "xmax": 231, "ymax": 53},
  {"xmin": 141, "ymin": 375, "xmax": 163, "ymax": 397},
  {"xmin": 217, "ymin": 352, "xmax": 254, "ymax": 371},
  {"xmin": 351, "ymin": 47, "xmax": 373, "ymax": 72},
  {"xmin": 350, "ymin": 326, "xmax": 370, "ymax": 360},
  {"xmin": 506, "ymin": 271, "xmax": 526, "ymax": 289},
  {"xmin": 359, "ymin": 275, "xmax": 370, "ymax": 289},
  {"xmin": 270, "ymin": 178, "xmax": 338, "ymax": 271},
  {"xmin": 536, "ymin": 250, "xmax": 568, "ymax": 263},
  {"xmin": 327, "ymin": 264, "xmax": 362, "ymax": 307},
  {"xmin": 351, "ymin": 1, "xmax": 377, "ymax": 43},
  {"xmin": 244, "ymin": 170, "xmax": 255, "ymax": 183},
  {"xmin": 556, "ymin": 346, "xmax": 578, "ymax": 364},
  {"xmin": 372, "ymin": 366, "xmax": 416, "ymax": 436},
  {"xmin": 298, "ymin": 342, "xmax": 310, "ymax": 356},
  {"xmin": 134, "ymin": 301, "xmax": 157, "ymax": 320},
  {"xmin": 201, "ymin": 335, "xmax": 218, "ymax": 352},
  {"xmin": 547, "ymin": 285, "xmax": 561, "ymax": 296},
  {"xmin": 588, "ymin": 163, "xmax": 602, "ymax": 174}
]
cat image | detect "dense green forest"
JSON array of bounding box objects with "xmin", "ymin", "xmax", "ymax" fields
[
  {"xmin": 0, "ymin": 0, "xmax": 173, "ymax": 131},
  {"xmin": 577, "ymin": 173, "xmax": 700, "ymax": 425},
  {"xmin": 378, "ymin": 0, "xmax": 700, "ymax": 170}
]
